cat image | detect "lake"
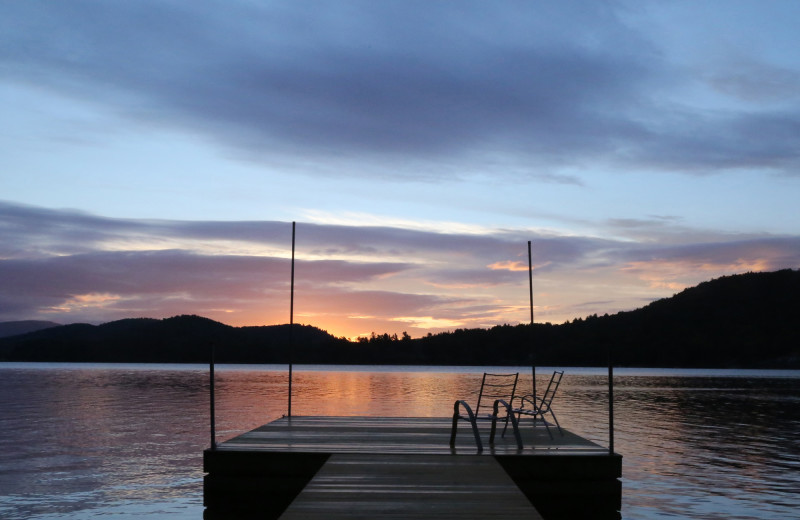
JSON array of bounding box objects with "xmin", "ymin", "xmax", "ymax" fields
[{"xmin": 0, "ymin": 363, "xmax": 798, "ymax": 519}]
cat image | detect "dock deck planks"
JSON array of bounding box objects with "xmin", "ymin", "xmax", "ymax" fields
[
  {"xmin": 218, "ymin": 415, "xmax": 609, "ymax": 454},
  {"xmin": 279, "ymin": 453, "xmax": 543, "ymax": 519}
]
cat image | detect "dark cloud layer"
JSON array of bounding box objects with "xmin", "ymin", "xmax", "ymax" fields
[
  {"xmin": 2, "ymin": 1, "xmax": 797, "ymax": 179},
  {"xmin": 622, "ymin": 237, "xmax": 800, "ymax": 267},
  {"xmin": 0, "ymin": 202, "xmax": 600, "ymax": 267}
]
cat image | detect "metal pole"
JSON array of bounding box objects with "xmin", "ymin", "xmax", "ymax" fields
[
  {"xmin": 288, "ymin": 221, "xmax": 295, "ymax": 417},
  {"xmin": 608, "ymin": 361, "xmax": 615, "ymax": 455},
  {"xmin": 528, "ymin": 241, "xmax": 536, "ymax": 399},
  {"xmin": 528, "ymin": 241, "xmax": 534, "ymax": 325},
  {"xmin": 209, "ymin": 342, "xmax": 216, "ymax": 450}
]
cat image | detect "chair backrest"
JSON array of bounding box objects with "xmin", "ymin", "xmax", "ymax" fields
[
  {"xmin": 475, "ymin": 372, "xmax": 519, "ymax": 415},
  {"xmin": 539, "ymin": 370, "xmax": 564, "ymax": 411}
]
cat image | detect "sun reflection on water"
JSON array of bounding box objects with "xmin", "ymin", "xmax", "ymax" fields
[{"xmin": 0, "ymin": 364, "xmax": 798, "ymax": 520}]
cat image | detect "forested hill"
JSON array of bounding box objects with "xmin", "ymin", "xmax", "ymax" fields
[
  {"xmin": 0, "ymin": 316, "xmax": 351, "ymax": 364},
  {"xmin": 413, "ymin": 268, "xmax": 799, "ymax": 368},
  {"xmin": 0, "ymin": 269, "xmax": 798, "ymax": 367}
]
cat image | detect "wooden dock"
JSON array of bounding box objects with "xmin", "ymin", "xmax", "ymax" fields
[
  {"xmin": 279, "ymin": 453, "xmax": 542, "ymax": 519},
  {"xmin": 203, "ymin": 416, "xmax": 621, "ymax": 520}
]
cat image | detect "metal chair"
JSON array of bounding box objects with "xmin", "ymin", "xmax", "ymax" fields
[
  {"xmin": 505, "ymin": 370, "xmax": 564, "ymax": 440},
  {"xmin": 450, "ymin": 372, "xmax": 523, "ymax": 451}
]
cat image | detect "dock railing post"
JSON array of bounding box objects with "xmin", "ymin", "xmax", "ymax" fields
[
  {"xmin": 608, "ymin": 356, "xmax": 614, "ymax": 456},
  {"xmin": 210, "ymin": 342, "xmax": 216, "ymax": 450}
]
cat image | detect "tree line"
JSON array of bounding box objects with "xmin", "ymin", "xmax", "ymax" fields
[{"xmin": 1, "ymin": 269, "xmax": 798, "ymax": 368}]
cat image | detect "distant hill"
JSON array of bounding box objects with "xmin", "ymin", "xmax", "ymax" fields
[
  {"xmin": 0, "ymin": 315, "xmax": 350, "ymax": 363},
  {"xmin": 589, "ymin": 268, "xmax": 799, "ymax": 367},
  {"xmin": 0, "ymin": 320, "xmax": 60, "ymax": 338},
  {"xmin": 1, "ymin": 270, "xmax": 798, "ymax": 367}
]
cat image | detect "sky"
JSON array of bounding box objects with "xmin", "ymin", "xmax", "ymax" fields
[{"xmin": 1, "ymin": 1, "xmax": 799, "ymax": 340}]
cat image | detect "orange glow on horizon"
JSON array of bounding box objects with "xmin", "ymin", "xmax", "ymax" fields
[
  {"xmin": 621, "ymin": 259, "xmax": 774, "ymax": 290},
  {"xmin": 44, "ymin": 293, "xmax": 122, "ymax": 314},
  {"xmin": 34, "ymin": 257, "xmax": 784, "ymax": 341},
  {"xmin": 487, "ymin": 260, "xmax": 528, "ymax": 272}
]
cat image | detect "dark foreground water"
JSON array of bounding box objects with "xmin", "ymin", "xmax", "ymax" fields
[{"xmin": 0, "ymin": 363, "xmax": 798, "ymax": 519}]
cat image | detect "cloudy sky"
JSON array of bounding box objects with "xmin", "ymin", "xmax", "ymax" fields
[{"xmin": 2, "ymin": 1, "xmax": 799, "ymax": 339}]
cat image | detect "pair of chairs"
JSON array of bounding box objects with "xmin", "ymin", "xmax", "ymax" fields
[{"xmin": 449, "ymin": 370, "xmax": 563, "ymax": 451}]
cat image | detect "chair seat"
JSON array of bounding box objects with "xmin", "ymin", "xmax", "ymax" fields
[{"xmin": 455, "ymin": 412, "xmax": 507, "ymax": 421}]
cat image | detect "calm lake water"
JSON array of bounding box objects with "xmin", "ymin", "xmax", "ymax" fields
[{"xmin": 0, "ymin": 363, "xmax": 798, "ymax": 519}]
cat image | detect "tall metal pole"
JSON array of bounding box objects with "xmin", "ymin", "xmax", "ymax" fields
[
  {"xmin": 528, "ymin": 241, "xmax": 536, "ymax": 400},
  {"xmin": 288, "ymin": 221, "xmax": 295, "ymax": 417}
]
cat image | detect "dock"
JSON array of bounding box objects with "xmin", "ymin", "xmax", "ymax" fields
[
  {"xmin": 279, "ymin": 453, "xmax": 541, "ymax": 519},
  {"xmin": 203, "ymin": 416, "xmax": 621, "ymax": 519}
]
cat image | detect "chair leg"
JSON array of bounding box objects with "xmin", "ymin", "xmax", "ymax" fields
[
  {"xmin": 469, "ymin": 416, "xmax": 483, "ymax": 451},
  {"xmin": 450, "ymin": 415, "xmax": 484, "ymax": 450},
  {"xmin": 500, "ymin": 412, "xmax": 520, "ymax": 438},
  {"xmin": 507, "ymin": 410, "xmax": 523, "ymax": 449},
  {"xmin": 540, "ymin": 413, "xmax": 554, "ymax": 440},
  {"xmin": 493, "ymin": 400, "xmax": 523, "ymax": 449},
  {"xmin": 490, "ymin": 399, "xmax": 502, "ymax": 444},
  {"xmin": 549, "ymin": 410, "xmax": 564, "ymax": 436},
  {"xmin": 500, "ymin": 413, "xmax": 510, "ymax": 438}
]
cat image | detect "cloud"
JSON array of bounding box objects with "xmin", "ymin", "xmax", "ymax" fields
[
  {"xmin": 705, "ymin": 60, "xmax": 800, "ymax": 103},
  {"xmin": 2, "ymin": 202, "xmax": 798, "ymax": 336},
  {"xmin": 4, "ymin": 1, "xmax": 797, "ymax": 180},
  {"xmin": 620, "ymin": 236, "xmax": 800, "ymax": 268},
  {"xmin": 623, "ymin": 108, "xmax": 800, "ymax": 173},
  {"xmin": 488, "ymin": 261, "xmax": 529, "ymax": 272}
]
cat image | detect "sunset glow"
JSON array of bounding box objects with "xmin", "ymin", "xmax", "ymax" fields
[{"xmin": 1, "ymin": 2, "xmax": 799, "ymax": 339}]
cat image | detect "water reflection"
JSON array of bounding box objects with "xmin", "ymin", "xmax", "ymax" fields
[
  {"xmin": 0, "ymin": 364, "xmax": 798, "ymax": 520},
  {"xmin": 602, "ymin": 376, "xmax": 800, "ymax": 519},
  {"xmin": 0, "ymin": 366, "xmax": 210, "ymax": 520}
]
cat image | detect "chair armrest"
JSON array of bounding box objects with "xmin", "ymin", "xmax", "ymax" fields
[
  {"xmin": 451, "ymin": 400, "xmax": 482, "ymax": 450},
  {"xmin": 453, "ymin": 399, "xmax": 477, "ymax": 421},
  {"xmin": 513, "ymin": 394, "xmax": 538, "ymax": 410},
  {"xmin": 492, "ymin": 398, "xmax": 512, "ymax": 416}
]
